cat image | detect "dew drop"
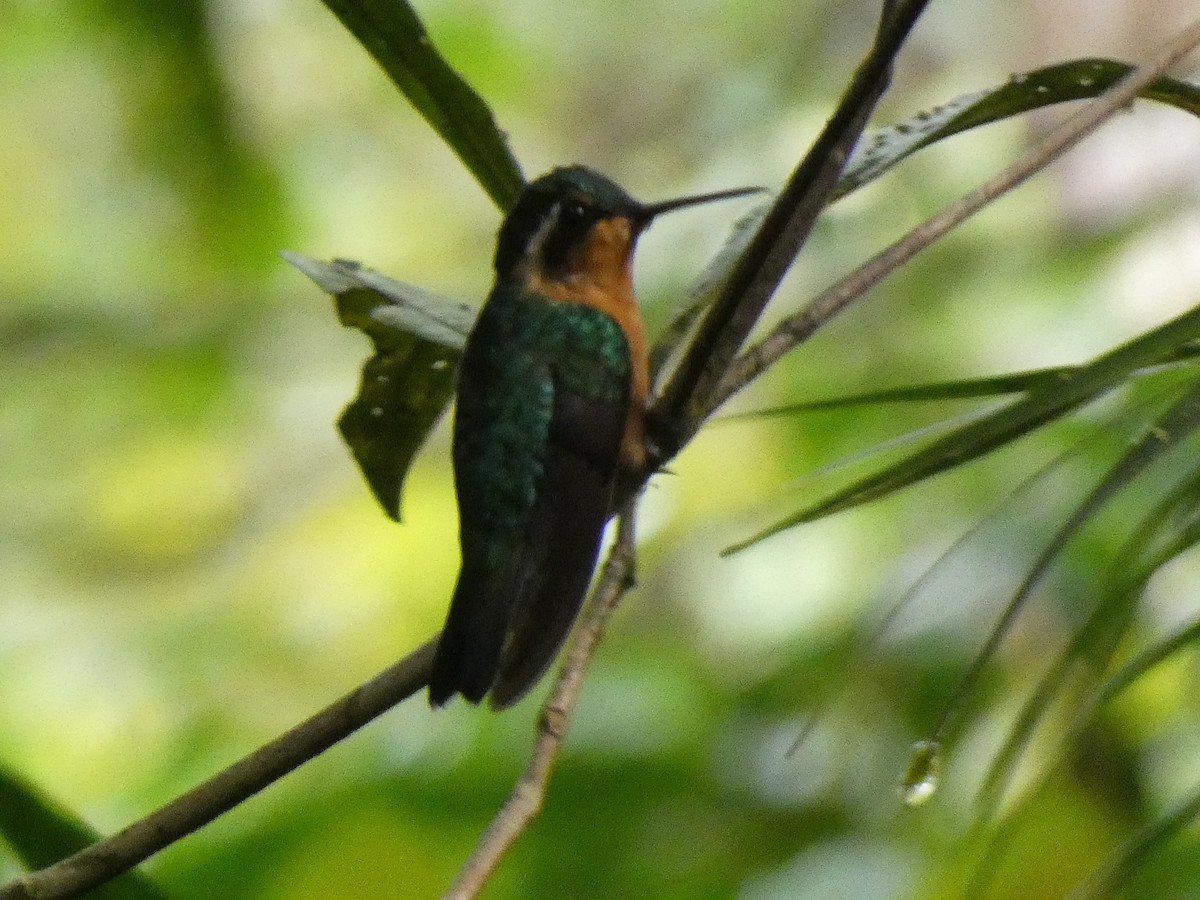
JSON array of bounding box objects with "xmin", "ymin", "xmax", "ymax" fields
[
  {"xmin": 432, "ymin": 359, "xmax": 449, "ymax": 371},
  {"xmin": 370, "ymin": 406, "xmax": 384, "ymax": 418},
  {"xmin": 899, "ymin": 740, "xmax": 941, "ymax": 808}
]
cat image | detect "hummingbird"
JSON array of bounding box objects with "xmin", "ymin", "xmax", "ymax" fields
[{"xmin": 428, "ymin": 165, "xmax": 758, "ymax": 709}]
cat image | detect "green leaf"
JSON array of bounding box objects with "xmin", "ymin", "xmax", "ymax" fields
[
  {"xmin": 722, "ymin": 348, "xmax": 1200, "ymax": 418},
  {"xmin": 978, "ymin": 453, "xmax": 1200, "ymax": 822},
  {"xmin": 915, "ymin": 379, "xmax": 1200, "ymax": 799},
  {"xmin": 1071, "ymin": 785, "xmax": 1200, "ymax": 899},
  {"xmin": 650, "ymin": 202, "xmax": 771, "ymax": 383},
  {"xmin": 726, "ymin": 303, "xmax": 1200, "ymax": 554},
  {"xmin": 962, "ymin": 461, "xmax": 1200, "ymax": 891},
  {"xmin": 319, "ymin": 0, "xmax": 524, "ymax": 210},
  {"xmin": 285, "ymin": 253, "xmax": 471, "ymax": 520},
  {"xmin": 835, "ymin": 58, "xmax": 1200, "ymax": 201},
  {"xmin": 660, "ymin": 60, "xmax": 1200, "ymax": 393},
  {"xmin": 0, "ymin": 763, "xmax": 168, "ymax": 899}
]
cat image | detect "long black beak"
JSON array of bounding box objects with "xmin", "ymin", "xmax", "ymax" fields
[{"xmin": 637, "ymin": 185, "xmax": 764, "ymax": 226}]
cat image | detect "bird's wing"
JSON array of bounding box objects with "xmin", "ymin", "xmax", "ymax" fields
[
  {"xmin": 488, "ymin": 383, "xmax": 626, "ymax": 708},
  {"xmin": 429, "ymin": 296, "xmax": 631, "ymax": 708}
]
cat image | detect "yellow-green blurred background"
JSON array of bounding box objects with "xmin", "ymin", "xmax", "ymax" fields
[{"xmin": 3, "ymin": 1, "xmax": 1200, "ymax": 897}]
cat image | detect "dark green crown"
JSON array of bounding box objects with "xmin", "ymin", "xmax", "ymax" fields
[
  {"xmin": 492, "ymin": 165, "xmax": 762, "ymax": 280},
  {"xmin": 493, "ymin": 166, "xmax": 641, "ymax": 279}
]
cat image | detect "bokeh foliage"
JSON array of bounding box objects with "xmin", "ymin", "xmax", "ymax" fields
[{"xmin": 4, "ymin": 1, "xmax": 1200, "ymax": 898}]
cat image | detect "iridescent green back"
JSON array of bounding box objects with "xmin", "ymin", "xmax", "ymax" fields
[{"xmin": 452, "ymin": 287, "xmax": 630, "ymax": 550}]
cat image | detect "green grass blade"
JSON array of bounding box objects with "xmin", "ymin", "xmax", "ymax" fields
[
  {"xmin": 836, "ymin": 58, "xmax": 1200, "ymax": 201},
  {"xmin": 650, "ymin": 203, "xmax": 771, "ymax": 383},
  {"xmin": 964, "ymin": 437, "xmax": 1200, "ymax": 896},
  {"xmin": 976, "ymin": 471, "xmax": 1200, "ymax": 821},
  {"xmin": 1068, "ymin": 781, "xmax": 1200, "ymax": 899},
  {"xmin": 1095, "ymin": 598, "xmax": 1200, "ymax": 711},
  {"xmin": 320, "ymin": 0, "xmax": 524, "ymax": 209},
  {"xmin": 726, "ymin": 305, "xmax": 1200, "ymax": 554},
  {"xmin": 920, "ymin": 377, "xmax": 1200, "ymax": 747},
  {"xmin": 0, "ymin": 763, "xmax": 168, "ymax": 899},
  {"xmin": 724, "ymin": 348, "xmax": 1200, "ymax": 418},
  {"xmin": 285, "ymin": 253, "xmax": 471, "ymax": 520}
]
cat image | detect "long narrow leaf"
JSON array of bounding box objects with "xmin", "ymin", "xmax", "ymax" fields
[
  {"xmin": 320, "ymin": 0, "xmax": 524, "ymax": 209},
  {"xmin": 966, "ymin": 450, "xmax": 1200, "ymax": 896},
  {"xmin": 661, "ymin": 61, "xmax": 1199, "ymax": 398},
  {"xmin": 836, "ymin": 58, "xmax": 1200, "ymax": 200},
  {"xmin": 976, "ymin": 504, "xmax": 1197, "ymax": 821},
  {"xmin": 0, "ymin": 764, "xmax": 167, "ymax": 900},
  {"xmin": 724, "ymin": 348, "xmax": 1200, "ymax": 418},
  {"xmin": 924, "ymin": 376, "xmax": 1200, "ymax": 750},
  {"xmin": 1067, "ymin": 780, "xmax": 1200, "ymax": 899},
  {"xmin": 789, "ymin": 422, "xmax": 1104, "ymax": 760},
  {"xmin": 728, "ymin": 305, "xmax": 1200, "ymax": 553},
  {"xmin": 969, "ymin": 601, "xmax": 1200, "ymax": 899},
  {"xmin": 649, "ymin": 202, "xmax": 770, "ymax": 384},
  {"xmin": 651, "ymin": 0, "xmax": 932, "ymax": 445}
]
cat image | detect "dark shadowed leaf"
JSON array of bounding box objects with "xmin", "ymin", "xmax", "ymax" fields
[
  {"xmin": 650, "ymin": 203, "xmax": 770, "ymax": 384},
  {"xmin": 285, "ymin": 253, "xmax": 473, "ymax": 520},
  {"xmin": 319, "ymin": 0, "xmax": 524, "ymax": 210},
  {"xmin": 0, "ymin": 763, "xmax": 167, "ymax": 899}
]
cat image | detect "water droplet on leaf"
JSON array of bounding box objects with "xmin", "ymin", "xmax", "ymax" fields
[{"xmin": 899, "ymin": 740, "xmax": 941, "ymax": 807}]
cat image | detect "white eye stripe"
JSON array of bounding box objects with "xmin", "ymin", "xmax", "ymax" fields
[
  {"xmin": 528, "ymin": 200, "xmax": 562, "ymax": 254},
  {"xmin": 522, "ymin": 197, "xmax": 608, "ymax": 277}
]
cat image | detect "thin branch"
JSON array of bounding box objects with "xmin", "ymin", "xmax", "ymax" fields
[
  {"xmin": 651, "ymin": 0, "xmax": 930, "ymax": 457},
  {"xmin": 444, "ymin": 503, "xmax": 640, "ymax": 900},
  {"xmin": 0, "ymin": 640, "xmax": 438, "ymax": 900},
  {"xmin": 710, "ymin": 15, "xmax": 1200, "ymax": 413}
]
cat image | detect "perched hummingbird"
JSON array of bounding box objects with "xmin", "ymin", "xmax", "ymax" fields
[{"xmin": 428, "ymin": 165, "xmax": 757, "ymax": 709}]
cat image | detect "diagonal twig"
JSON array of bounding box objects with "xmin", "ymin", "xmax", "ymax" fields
[
  {"xmin": 0, "ymin": 641, "xmax": 438, "ymax": 900},
  {"xmin": 710, "ymin": 15, "xmax": 1200, "ymax": 414},
  {"xmin": 444, "ymin": 503, "xmax": 640, "ymax": 899}
]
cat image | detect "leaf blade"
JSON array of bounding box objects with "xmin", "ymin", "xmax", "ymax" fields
[
  {"xmin": 836, "ymin": 58, "xmax": 1200, "ymax": 201},
  {"xmin": 0, "ymin": 763, "xmax": 168, "ymax": 900},
  {"xmin": 728, "ymin": 304, "xmax": 1200, "ymax": 553},
  {"xmin": 286, "ymin": 253, "xmax": 470, "ymax": 519},
  {"xmin": 320, "ymin": 0, "xmax": 524, "ymax": 209}
]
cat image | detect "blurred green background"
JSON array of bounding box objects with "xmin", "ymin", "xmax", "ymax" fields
[{"xmin": 3, "ymin": 1, "xmax": 1200, "ymax": 897}]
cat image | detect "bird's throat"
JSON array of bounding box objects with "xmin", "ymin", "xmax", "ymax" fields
[{"xmin": 523, "ymin": 218, "xmax": 649, "ymax": 474}]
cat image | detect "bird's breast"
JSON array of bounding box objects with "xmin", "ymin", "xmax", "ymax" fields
[{"xmin": 524, "ymin": 225, "xmax": 648, "ymax": 474}]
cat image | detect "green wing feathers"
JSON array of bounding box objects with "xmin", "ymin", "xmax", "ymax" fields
[{"xmin": 429, "ymin": 292, "xmax": 631, "ymax": 708}]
